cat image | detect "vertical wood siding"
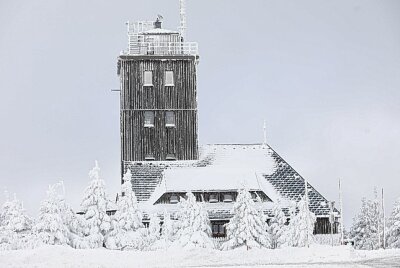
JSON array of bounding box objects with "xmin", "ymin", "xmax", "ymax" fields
[{"xmin": 118, "ymin": 56, "xmax": 199, "ymax": 162}]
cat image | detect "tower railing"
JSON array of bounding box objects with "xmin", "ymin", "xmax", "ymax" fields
[{"xmin": 123, "ymin": 41, "xmax": 198, "ymax": 56}]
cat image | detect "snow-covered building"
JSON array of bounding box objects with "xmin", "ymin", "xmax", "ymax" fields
[{"xmin": 116, "ymin": 2, "xmax": 339, "ymax": 237}]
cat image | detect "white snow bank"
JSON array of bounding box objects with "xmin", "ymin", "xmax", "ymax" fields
[{"xmin": 1, "ymin": 245, "xmax": 399, "ymax": 268}]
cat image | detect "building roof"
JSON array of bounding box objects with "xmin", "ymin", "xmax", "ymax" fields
[{"xmin": 125, "ymin": 143, "xmax": 333, "ymax": 217}]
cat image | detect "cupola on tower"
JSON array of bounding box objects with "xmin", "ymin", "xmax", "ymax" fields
[{"xmin": 117, "ymin": 1, "xmax": 199, "ymax": 173}]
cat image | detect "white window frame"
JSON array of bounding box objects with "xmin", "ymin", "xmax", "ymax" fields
[
  {"xmin": 143, "ymin": 71, "xmax": 153, "ymax": 86},
  {"xmin": 144, "ymin": 111, "xmax": 154, "ymax": 127},
  {"xmin": 165, "ymin": 71, "xmax": 174, "ymax": 86},
  {"xmin": 165, "ymin": 111, "xmax": 175, "ymax": 127}
]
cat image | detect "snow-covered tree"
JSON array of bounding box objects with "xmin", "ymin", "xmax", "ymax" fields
[
  {"xmin": 0, "ymin": 193, "xmax": 33, "ymax": 250},
  {"xmin": 222, "ymin": 189, "xmax": 269, "ymax": 250},
  {"xmin": 175, "ymin": 192, "xmax": 214, "ymax": 249},
  {"xmin": 267, "ymin": 200, "xmax": 287, "ymax": 249},
  {"xmin": 286, "ymin": 196, "xmax": 316, "ymax": 247},
  {"xmin": 386, "ymin": 198, "xmax": 400, "ymax": 248},
  {"xmin": 105, "ymin": 169, "xmax": 145, "ymax": 250},
  {"xmin": 350, "ymin": 190, "xmax": 383, "ymax": 250},
  {"xmin": 161, "ymin": 211, "xmax": 175, "ymax": 244},
  {"xmin": 146, "ymin": 213, "xmax": 161, "ymax": 249},
  {"xmin": 34, "ymin": 183, "xmax": 69, "ymax": 245},
  {"xmin": 75, "ymin": 161, "xmax": 111, "ymax": 248}
]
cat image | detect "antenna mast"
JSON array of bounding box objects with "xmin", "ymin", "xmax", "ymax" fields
[{"xmin": 179, "ymin": 0, "xmax": 187, "ymax": 41}]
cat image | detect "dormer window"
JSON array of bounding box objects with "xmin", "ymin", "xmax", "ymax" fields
[
  {"xmin": 144, "ymin": 71, "xmax": 153, "ymax": 86},
  {"xmin": 165, "ymin": 111, "xmax": 175, "ymax": 127},
  {"xmin": 170, "ymin": 195, "xmax": 179, "ymax": 204},
  {"xmin": 144, "ymin": 111, "xmax": 154, "ymax": 127},
  {"xmin": 223, "ymin": 194, "xmax": 233, "ymax": 203},
  {"xmin": 209, "ymin": 194, "xmax": 218, "ymax": 203},
  {"xmin": 251, "ymin": 192, "xmax": 259, "ymax": 201},
  {"xmin": 165, "ymin": 71, "xmax": 174, "ymax": 86}
]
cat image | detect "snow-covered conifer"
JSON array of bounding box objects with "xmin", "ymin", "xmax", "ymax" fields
[
  {"xmin": 0, "ymin": 193, "xmax": 33, "ymax": 250},
  {"xmin": 175, "ymin": 192, "xmax": 214, "ymax": 249},
  {"xmin": 161, "ymin": 211, "xmax": 175, "ymax": 244},
  {"xmin": 267, "ymin": 200, "xmax": 287, "ymax": 249},
  {"xmin": 222, "ymin": 189, "xmax": 269, "ymax": 250},
  {"xmin": 34, "ymin": 184, "xmax": 69, "ymax": 245},
  {"xmin": 386, "ymin": 198, "xmax": 400, "ymax": 248},
  {"xmin": 350, "ymin": 190, "xmax": 383, "ymax": 250},
  {"xmin": 146, "ymin": 213, "xmax": 161, "ymax": 249},
  {"xmin": 76, "ymin": 161, "xmax": 111, "ymax": 248},
  {"xmin": 286, "ymin": 196, "xmax": 316, "ymax": 247},
  {"xmin": 117, "ymin": 169, "xmax": 143, "ymax": 232},
  {"xmin": 105, "ymin": 169, "xmax": 144, "ymax": 250}
]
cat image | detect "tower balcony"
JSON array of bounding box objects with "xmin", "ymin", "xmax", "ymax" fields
[{"xmin": 122, "ymin": 41, "xmax": 199, "ymax": 56}]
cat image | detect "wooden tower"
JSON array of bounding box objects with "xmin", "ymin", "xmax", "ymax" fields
[{"xmin": 117, "ymin": 11, "xmax": 199, "ymax": 173}]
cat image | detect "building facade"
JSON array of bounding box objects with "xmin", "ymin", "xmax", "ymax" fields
[
  {"xmin": 117, "ymin": 11, "xmax": 340, "ymax": 238},
  {"xmin": 118, "ymin": 19, "xmax": 199, "ymax": 170}
]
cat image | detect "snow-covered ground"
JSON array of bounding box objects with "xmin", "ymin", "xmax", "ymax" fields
[{"xmin": 0, "ymin": 245, "xmax": 399, "ymax": 268}]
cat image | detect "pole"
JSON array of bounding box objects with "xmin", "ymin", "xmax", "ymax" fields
[
  {"xmin": 339, "ymin": 178, "xmax": 344, "ymax": 245},
  {"xmin": 304, "ymin": 177, "xmax": 310, "ymax": 248},
  {"xmin": 330, "ymin": 201, "xmax": 334, "ymax": 247},
  {"xmin": 382, "ymin": 188, "xmax": 386, "ymax": 249}
]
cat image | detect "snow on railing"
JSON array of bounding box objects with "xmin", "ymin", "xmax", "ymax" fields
[{"xmin": 123, "ymin": 41, "xmax": 198, "ymax": 56}]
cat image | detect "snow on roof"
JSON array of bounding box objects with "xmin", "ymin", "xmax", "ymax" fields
[
  {"xmin": 143, "ymin": 28, "xmax": 179, "ymax": 34},
  {"xmin": 148, "ymin": 144, "xmax": 281, "ymax": 203}
]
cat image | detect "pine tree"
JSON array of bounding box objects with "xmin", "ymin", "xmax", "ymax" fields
[
  {"xmin": 175, "ymin": 192, "xmax": 214, "ymax": 249},
  {"xmin": 350, "ymin": 190, "xmax": 383, "ymax": 250},
  {"xmin": 117, "ymin": 169, "xmax": 143, "ymax": 232},
  {"xmin": 161, "ymin": 211, "xmax": 175, "ymax": 244},
  {"xmin": 34, "ymin": 184, "xmax": 69, "ymax": 245},
  {"xmin": 77, "ymin": 161, "xmax": 111, "ymax": 248},
  {"xmin": 222, "ymin": 189, "xmax": 269, "ymax": 250},
  {"xmin": 105, "ymin": 169, "xmax": 144, "ymax": 250},
  {"xmin": 267, "ymin": 200, "xmax": 287, "ymax": 249},
  {"xmin": 0, "ymin": 193, "xmax": 33, "ymax": 250},
  {"xmin": 147, "ymin": 213, "xmax": 161, "ymax": 249},
  {"xmin": 387, "ymin": 198, "xmax": 400, "ymax": 248},
  {"xmin": 286, "ymin": 196, "xmax": 316, "ymax": 247}
]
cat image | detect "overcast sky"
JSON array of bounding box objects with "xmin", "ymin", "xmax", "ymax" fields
[{"xmin": 0, "ymin": 0, "xmax": 399, "ymax": 228}]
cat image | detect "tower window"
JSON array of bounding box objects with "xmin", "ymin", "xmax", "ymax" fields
[
  {"xmin": 144, "ymin": 111, "xmax": 154, "ymax": 127},
  {"xmin": 165, "ymin": 71, "xmax": 174, "ymax": 86},
  {"xmin": 143, "ymin": 71, "xmax": 153, "ymax": 86},
  {"xmin": 165, "ymin": 111, "xmax": 175, "ymax": 127}
]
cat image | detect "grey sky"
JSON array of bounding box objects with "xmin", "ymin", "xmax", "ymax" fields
[{"xmin": 0, "ymin": 0, "xmax": 399, "ymax": 228}]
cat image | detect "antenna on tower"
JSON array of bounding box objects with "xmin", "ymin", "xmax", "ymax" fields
[{"xmin": 179, "ymin": 0, "xmax": 187, "ymax": 41}]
